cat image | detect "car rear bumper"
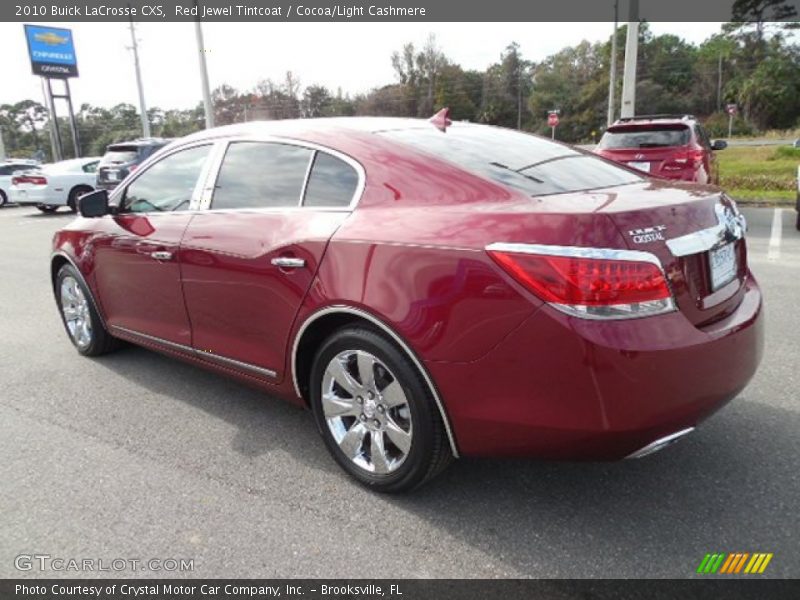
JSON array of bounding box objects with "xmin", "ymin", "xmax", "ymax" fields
[
  {"xmin": 10, "ymin": 187, "xmax": 56, "ymax": 206},
  {"xmin": 428, "ymin": 272, "xmax": 764, "ymax": 459}
]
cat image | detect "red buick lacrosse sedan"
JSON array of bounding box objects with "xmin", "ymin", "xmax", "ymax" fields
[{"xmin": 51, "ymin": 115, "xmax": 763, "ymax": 492}]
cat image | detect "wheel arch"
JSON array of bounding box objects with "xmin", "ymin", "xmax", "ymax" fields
[
  {"xmin": 50, "ymin": 251, "xmax": 107, "ymax": 329},
  {"xmin": 291, "ymin": 305, "xmax": 459, "ymax": 458},
  {"xmin": 67, "ymin": 183, "xmax": 93, "ymax": 206}
]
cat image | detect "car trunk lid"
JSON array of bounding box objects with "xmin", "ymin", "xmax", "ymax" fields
[{"xmin": 576, "ymin": 182, "xmax": 748, "ymax": 327}]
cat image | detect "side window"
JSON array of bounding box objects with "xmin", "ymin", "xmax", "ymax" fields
[
  {"xmin": 303, "ymin": 152, "xmax": 359, "ymax": 208},
  {"xmin": 212, "ymin": 142, "xmax": 313, "ymax": 210},
  {"xmin": 0, "ymin": 166, "xmax": 10, "ymax": 176},
  {"xmin": 123, "ymin": 144, "xmax": 211, "ymax": 213}
]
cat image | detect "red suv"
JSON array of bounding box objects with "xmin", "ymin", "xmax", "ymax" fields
[{"xmin": 595, "ymin": 115, "xmax": 727, "ymax": 184}]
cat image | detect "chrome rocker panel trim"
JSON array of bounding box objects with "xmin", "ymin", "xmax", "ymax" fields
[
  {"xmin": 291, "ymin": 305, "xmax": 460, "ymax": 458},
  {"xmin": 110, "ymin": 325, "xmax": 278, "ymax": 380}
]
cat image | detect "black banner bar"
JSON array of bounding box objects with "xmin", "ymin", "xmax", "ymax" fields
[
  {"xmin": 2, "ymin": 580, "xmax": 800, "ymax": 600},
  {"xmin": 4, "ymin": 0, "xmax": 800, "ymax": 22}
]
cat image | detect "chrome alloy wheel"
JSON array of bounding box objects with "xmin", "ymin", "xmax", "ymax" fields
[
  {"xmin": 321, "ymin": 350, "xmax": 413, "ymax": 474},
  {"xmin": 60, "ymin": 276, "xmax": 92, "ymax": 348}
]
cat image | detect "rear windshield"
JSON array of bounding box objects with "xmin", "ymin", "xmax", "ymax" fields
[
  {"xmin": 380, "ymin": 124, "xmax": 640, "ymax": 196},
  {"xmin": 101, "ymin": 145, "xmax": 140, "ymax": 164},
  {"xmin": 598, "ymin": 124, "xmax": 690, "ymax": 149}
]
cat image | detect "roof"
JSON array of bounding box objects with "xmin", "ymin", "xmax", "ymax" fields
[{"xmin": 180, "ymin": 117, "xmax": 436, "ymax": 144}]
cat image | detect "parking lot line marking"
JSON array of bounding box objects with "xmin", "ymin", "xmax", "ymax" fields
[{"xmin": 767, "ymin": 208, "xmax": 782, "ymax": 261}]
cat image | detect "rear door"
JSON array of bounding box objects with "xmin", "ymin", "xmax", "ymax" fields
[
  {"xmin": 91, "ymin": 142, "xmax": 215, "ymax": 345},
  {"xmin": 179, "ymin": 139, "xmax": 361, "ymax": 381}
]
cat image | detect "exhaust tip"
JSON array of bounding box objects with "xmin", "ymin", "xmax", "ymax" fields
[{"xmin": 626, "ymin": 427, "xmax": 695, "ymax": 459}]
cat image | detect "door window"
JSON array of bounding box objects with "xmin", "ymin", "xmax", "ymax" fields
[
  {"xmin": 122, "ymin": 144, "xmax": 211, "ymax": 213},
  {"xmin": 302, "ymin": 152, "xmax": 359, "ymax": 208},
  {"xmin": 212, "ymin": 142, "xmax": 313, "ymax": 210}
]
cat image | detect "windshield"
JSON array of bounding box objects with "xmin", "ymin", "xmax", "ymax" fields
[
  {"xmin": 380, "ymin": 124, "xmax": 641, "ymax": 196},
  {"xmin": 598, "ymin": 125, "xmax": 690, "ymax": 149}
]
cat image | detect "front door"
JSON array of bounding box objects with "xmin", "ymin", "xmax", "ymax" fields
[
  {"xmin": 92, "ymin": 143, "xmax": 214, "ymax": 346},
  {"xmin": 179, "ymin": 140, "xmax": 361, "ymax": 380}
]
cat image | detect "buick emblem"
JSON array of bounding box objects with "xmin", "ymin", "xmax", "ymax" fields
[{"xmin": 635, "ymin": 153, "xmax": 646, "ymax": 160}]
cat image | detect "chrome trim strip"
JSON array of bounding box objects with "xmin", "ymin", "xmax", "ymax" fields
[
  {"xmin": 299, "ymin": 149, "xmax": 317, "ymax": 206},
  {"xmin": 626, "ymin": 427, "xmax": 695, "ymax": 459},
  {"xmin": 485, "ymin": 242, "xmax": 664, "ymax": 268},
  {"xmin": 290, "ymin": 305, "xmax": 460, "ymax": 458},
  {"xmin": 196, "ymin": 349, "xmax": 278, "ymax": 379},
  {"xmin": 50, "ymin": 251, "xmax": 107, "ymax": 330},
  {"xmin": 666, "ymin": 202, "xmax": 747, "ymax": 257},
  {"xmin": 110, "ymin": 325, "xmax": 278, "ymax": 379}
]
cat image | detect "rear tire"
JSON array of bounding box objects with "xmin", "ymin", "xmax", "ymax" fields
[
  {"xmin": 796, "ymin": 210, "xmax": 800, "ymax": 232},
  {"xmin": 67, "ymin": 186, "xmax": 93, "ymax": 213},
  {"xmin": 0, "ymin": 189, "xmax": 7, "ymax": 207},
  {"xmin": 309, "ymin": 325, "xmax": 453, "ymax": 493},
  {"xmin": 55, "ymin": 264, "xmax": 119, "ymax": 356}
]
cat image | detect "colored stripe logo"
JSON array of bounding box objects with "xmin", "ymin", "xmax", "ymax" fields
[{"xmin": 697, "ymin": 553, "xmax": 773, "ymax": 574}]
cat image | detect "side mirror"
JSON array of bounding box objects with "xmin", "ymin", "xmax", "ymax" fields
[
  {"xmin": 78, "ymin": 190, "xmax": 110, "ymax": 218},
  {"xmin": 712, "ymin": 139, "xmax": 728, "ymax": 151}
]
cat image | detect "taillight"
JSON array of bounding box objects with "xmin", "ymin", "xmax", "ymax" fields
[
  {"xmin": 663, "ymin": 149, "xmax": 704, "ymax": 171},
  {"xmin": 12, "ymin": 174, "xmax": 47, "ymax": 185},
  {"xmin": 486, "ymin": 243, "xmax": 675, "ymax": 319}
]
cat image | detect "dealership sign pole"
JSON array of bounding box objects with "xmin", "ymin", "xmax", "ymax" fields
[{"xmin": 23, "ymin": 24, "xmax": 80, "ymax": 161}]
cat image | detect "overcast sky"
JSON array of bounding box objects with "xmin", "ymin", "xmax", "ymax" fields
[{"xmin": 1, "ymin": 22, "xmax": 724, "ymax": 110}]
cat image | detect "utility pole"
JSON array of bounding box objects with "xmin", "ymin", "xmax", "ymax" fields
[
  {"xmin": 619, "ymin": 0, "xmax": 639, "ymax": 119},
  {"xmin": 194, "ymin": 2, "xmax": 215, "ymax": 129},
  {"xmin": 607, "ymin": 0, "xmax": 619, "ymax": 126},
  {"xmin": 127, "ymin": 16, "xmax": 151, "ymax": 138},
  {"xmin": 717, "ymin": 52, "xmax": 723, "ymax": 112},
  {"xmin": 517, "ymin": 68, "xmax": 522, "ymax": 130},
  {"xmin": 0, "ymin": 126, "xmax": 6, "ymax": 160}
]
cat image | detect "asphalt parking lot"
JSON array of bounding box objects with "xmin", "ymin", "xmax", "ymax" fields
[{"xmin": 0, "ymin": 204, "xmax": 798, "ymax": 579}]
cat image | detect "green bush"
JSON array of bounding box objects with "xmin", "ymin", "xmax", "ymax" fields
[{"xmin": 703, "ymin": 112, "xmax": 756, "ymax": 138}]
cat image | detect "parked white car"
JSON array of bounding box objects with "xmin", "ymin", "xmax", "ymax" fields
[
  {"xmin": 0, "ymin": 160, "xmax": 40, "ymax": 207},
  {"xmin": 10, "ymin": 157, "xmax": 100, "ymax": 213}
]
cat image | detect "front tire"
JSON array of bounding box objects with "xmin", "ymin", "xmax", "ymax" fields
[
  {"xmin": 37, "ymin": 204, "xmax": 58, "ymax": 214},
  {"xmin": 55, "ymin": 264, "xmax": 119, "ymax": 356},
  {"xmin": 310, "ymin": 326, "xmax": 453, "ymax": 492}
]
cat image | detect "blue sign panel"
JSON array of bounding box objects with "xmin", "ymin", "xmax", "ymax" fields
[{"xmin": 24, "ymin": 24, "xmax": 78, "ymax": 78}]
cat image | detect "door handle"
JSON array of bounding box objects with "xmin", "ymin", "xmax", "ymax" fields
[
  {"xmin": 150, "ymin": 251, "xmax": 173, "ymax": 261},
  {"xmin": 271, "ymin": 257, "xmax": 305, "ymax": 269}
]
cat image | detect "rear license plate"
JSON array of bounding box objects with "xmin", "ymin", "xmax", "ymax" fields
[
  {"xmin": 629, "ymin": 161, "xmax": 650, "ymax": 172},
  {"xmin": 106, "ymin": 170, "xmax": 119, "ymax": 182},
  {"xmin": 709, "ymin": 243, "xmax": 738, "ymax": 291}
]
